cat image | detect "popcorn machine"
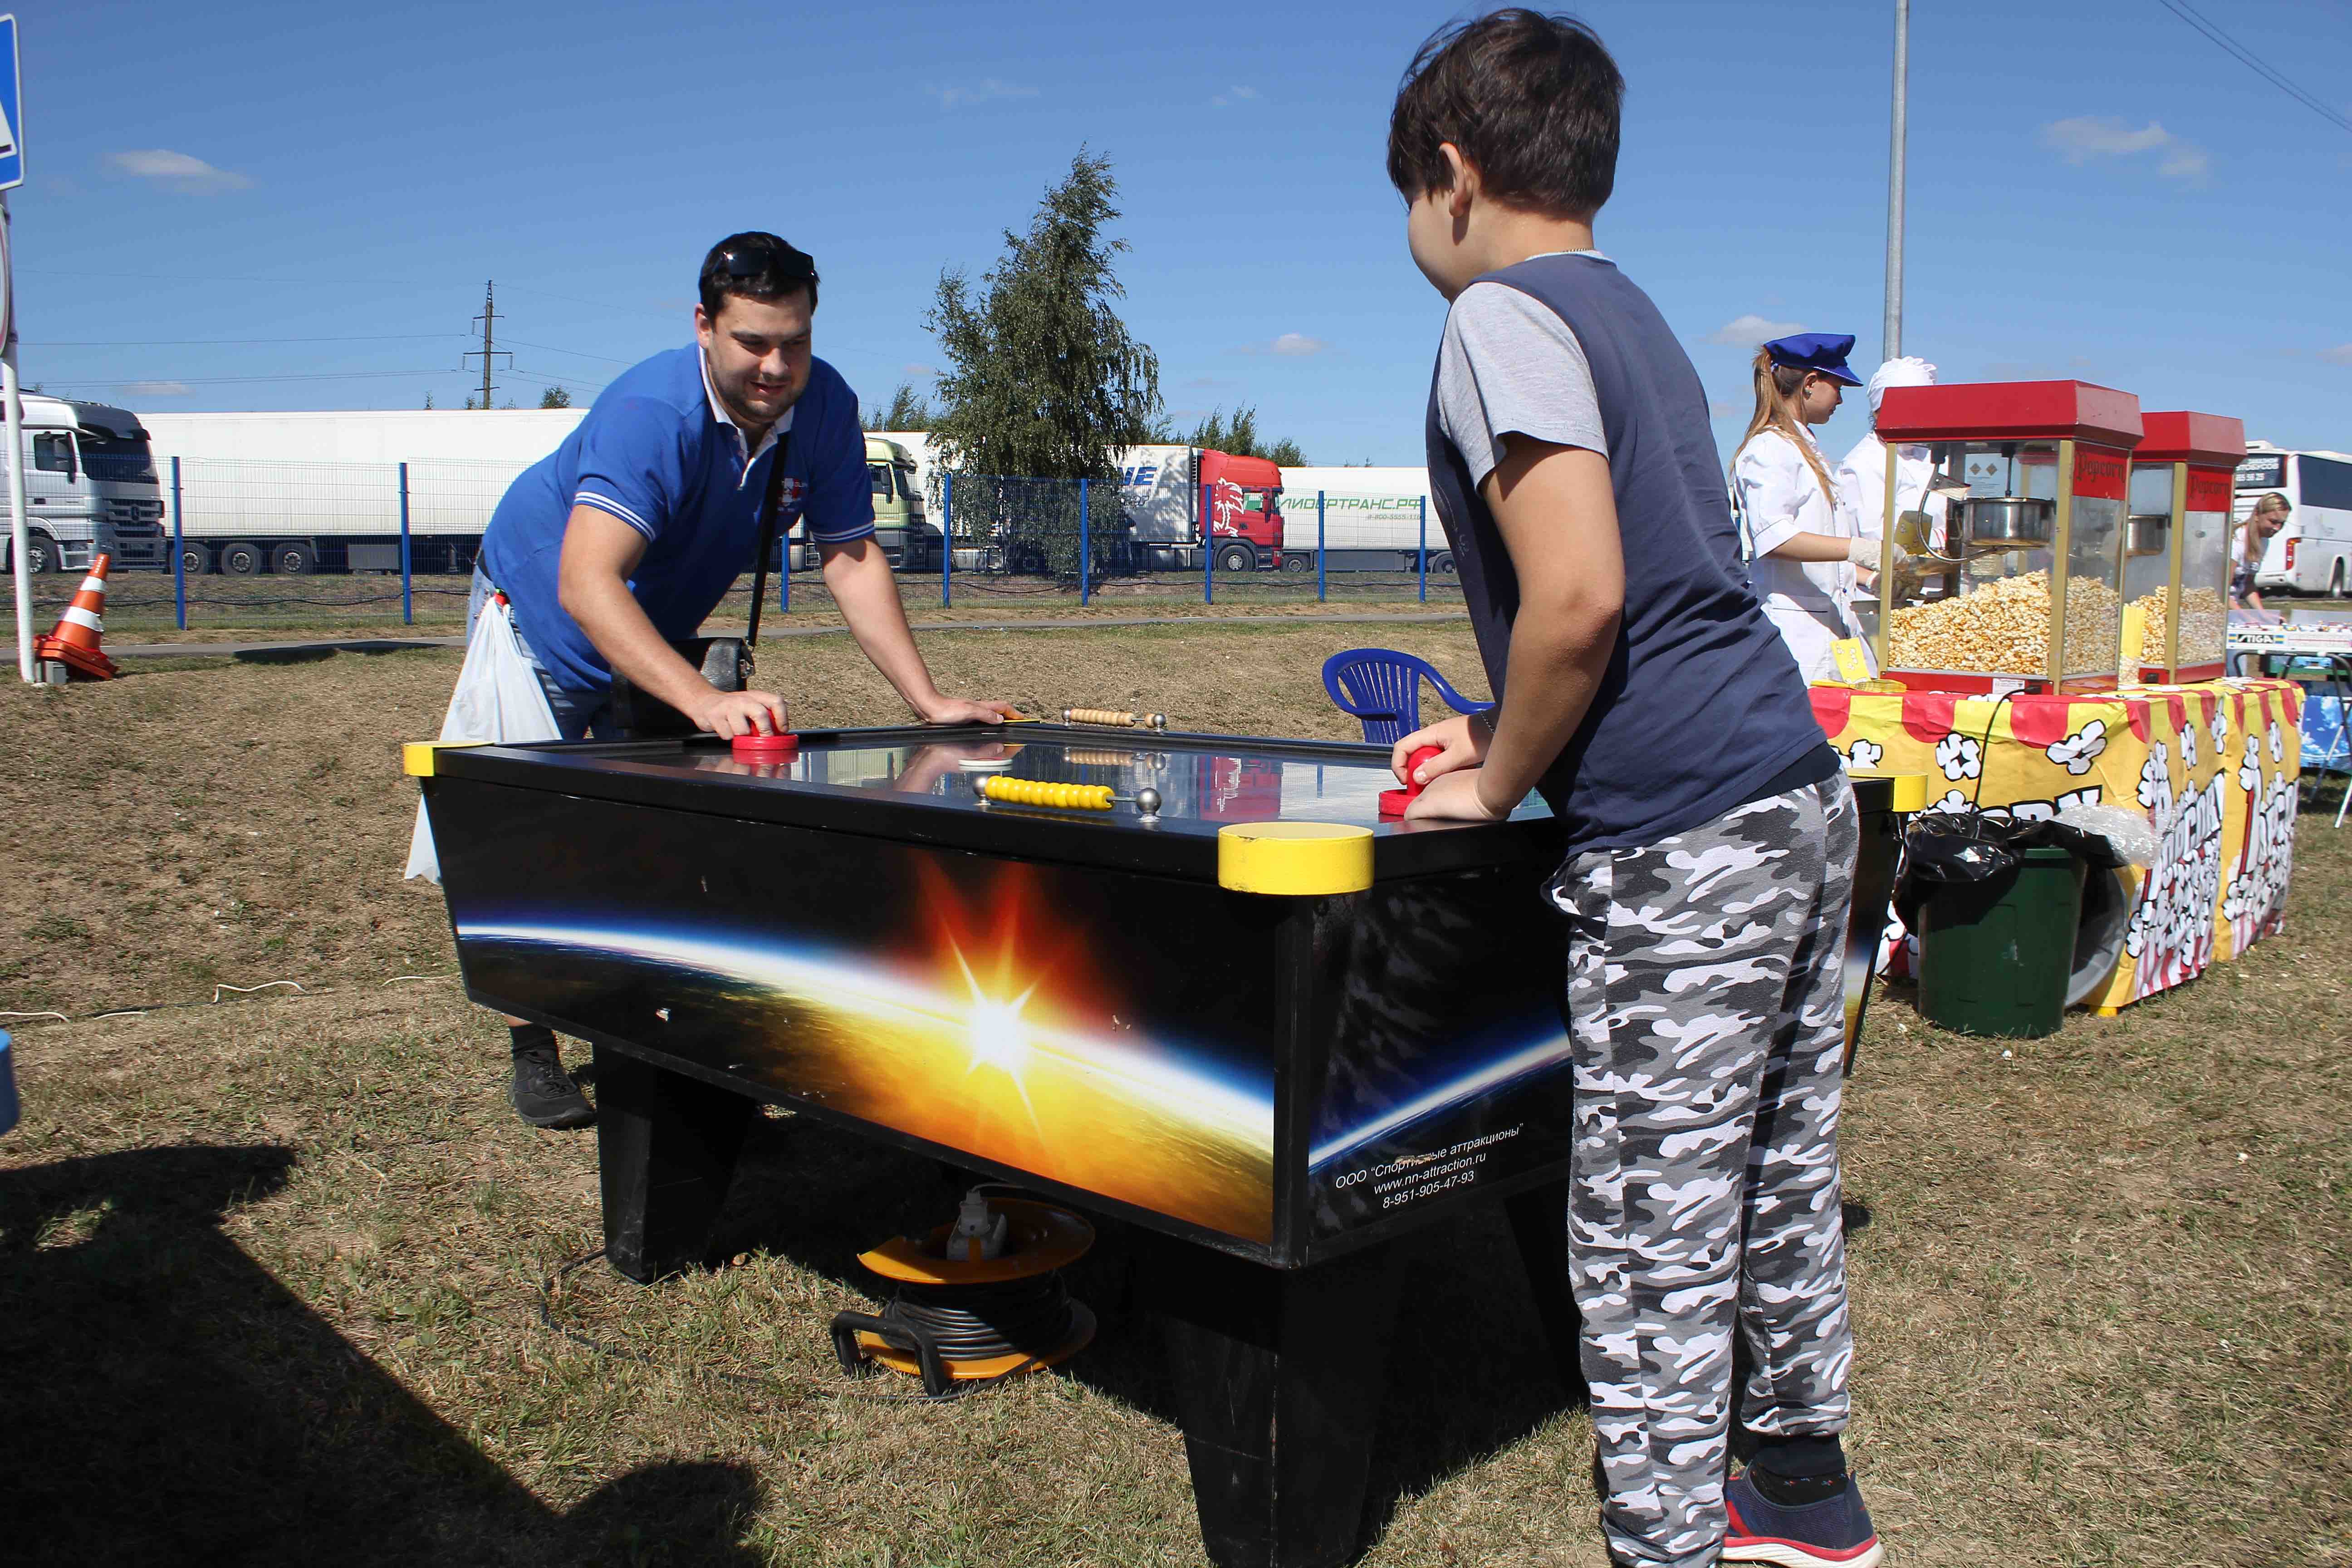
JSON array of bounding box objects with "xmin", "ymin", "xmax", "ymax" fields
[
  {"xmin": 1870, "ymin": 381, "xmax": 2143, "ymax": 694},
  {"xmin": 2126, "ymin": 411, "xmax": 2243, "ymax": 685}
]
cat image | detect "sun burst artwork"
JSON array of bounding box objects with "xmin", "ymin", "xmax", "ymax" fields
[{"xmin": 459, "ymin": 861, "xmax": 1278, "ymax": 1243}]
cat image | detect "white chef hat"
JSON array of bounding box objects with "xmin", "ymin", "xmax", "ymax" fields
[{"xmin": 1866, "ymin": 356, "xmax": 1936, "ymax": 412}]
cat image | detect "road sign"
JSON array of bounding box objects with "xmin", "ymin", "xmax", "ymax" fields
[{"xmin": 0, "ymin": 16, "xmax": 22, "ymax": 192}]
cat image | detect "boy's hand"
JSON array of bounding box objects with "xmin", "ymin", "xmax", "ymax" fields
[
  {"xmin": 1390, "ymin": 713, "xmax": 1488, "ymax": 785},
  {"xmin": 1403, "ymin": 766, "xmax": 1509, "ymax": 822}
]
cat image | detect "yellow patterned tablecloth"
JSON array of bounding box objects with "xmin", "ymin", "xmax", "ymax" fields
[{"xmin": 1808, "ymin": 678, "xmax": 2301, "ymax": 1010}]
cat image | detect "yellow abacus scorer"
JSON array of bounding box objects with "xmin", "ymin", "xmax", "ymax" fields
[{"xmin": 973, "ymin": 775, "xmax": 1162, "ymax": 818}]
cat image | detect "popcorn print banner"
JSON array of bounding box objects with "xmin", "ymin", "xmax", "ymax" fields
[{"xmin": 1806, "ymin": 678, "xmax": 2300, "ymax": 1012}]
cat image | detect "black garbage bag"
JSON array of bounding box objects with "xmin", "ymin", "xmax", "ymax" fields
[{"xmin": 1894, "ymin": 807, "xmax": 2121, "ymax": 937}]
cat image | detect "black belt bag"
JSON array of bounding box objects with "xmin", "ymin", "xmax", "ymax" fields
[{"xmin": 604, "ymin": 433, "xmax": 791, "ymax": 739}]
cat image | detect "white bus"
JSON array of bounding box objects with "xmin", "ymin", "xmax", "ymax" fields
[{"xmin": 2235, "ymin": 443, "xmax": 2352, "ymax": 597}]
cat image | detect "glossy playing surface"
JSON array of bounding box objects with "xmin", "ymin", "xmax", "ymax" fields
[{"xmin": 523, "ymin": 726, "xmax": 1553, "ymax": 839}]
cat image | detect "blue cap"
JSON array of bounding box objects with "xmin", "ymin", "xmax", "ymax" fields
[{"xmin": 1763, "ymin": 333, "xmax": 1865, "ymax": 387}]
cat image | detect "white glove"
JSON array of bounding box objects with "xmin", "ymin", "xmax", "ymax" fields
[{"xmin": 1847, "ymin": 536, "xmax": 1911, "ymax": 572}]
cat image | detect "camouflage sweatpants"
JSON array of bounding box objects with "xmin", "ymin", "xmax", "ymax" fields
[{"xmin": 1545, "ymin": 774, "xmax": 1860, "ymax": 1568}]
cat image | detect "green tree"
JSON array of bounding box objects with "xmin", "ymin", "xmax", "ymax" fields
[
  {"xmin": 539, "ymin": 386, "xmax": 574, "ymax": 409},
  {"xmin": 1184, "ymin": 405, "xmax": 1306, "ymax": 466},
  {"xmin": 927, "ymin": 148, "xmax": 1161, "ymax": 579},
  {"xmin": 865, "ymin": 383, "xmax": 935, "ymax": 431}
]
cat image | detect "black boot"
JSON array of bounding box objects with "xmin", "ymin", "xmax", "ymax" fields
[{"xmin": 509, "ymin": 1026, "xmax": 594, "ymax": 1128}]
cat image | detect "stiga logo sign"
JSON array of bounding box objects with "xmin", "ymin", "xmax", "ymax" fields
[{"xmin": 2074, "ymin": 447, "xmax": 2129, "ymax": 501}]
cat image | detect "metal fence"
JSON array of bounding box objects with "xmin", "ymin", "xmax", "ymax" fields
[{"xmin": 35, "ymin": 455, "xmax": 1461, "ymax": 634}]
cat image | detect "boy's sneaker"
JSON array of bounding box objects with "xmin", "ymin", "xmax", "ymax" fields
[
  {"xmin": 1722, "ymin": 1469, "xmax": 1884, "ymax": 1567},
  {"xmin": 510, "ymin": 1044, "xmax": 595, "ymax": 1128}
]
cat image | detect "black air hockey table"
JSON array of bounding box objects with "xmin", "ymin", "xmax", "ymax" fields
[{"xmin": 410, "ymin": 723, "xmax": 1906, "ymax": 1568}]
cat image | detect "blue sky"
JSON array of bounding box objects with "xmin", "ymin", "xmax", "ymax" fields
[{"xmin": 16, "ymin": 0, "xmax": 2351, "ymax": 466}]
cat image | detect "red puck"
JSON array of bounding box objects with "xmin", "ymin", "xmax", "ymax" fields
[{"xmin": 730, "ymin": 730, "xmax": 798, "ymax": 760}]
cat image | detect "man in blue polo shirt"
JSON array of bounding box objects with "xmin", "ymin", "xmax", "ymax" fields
[{"xmin": 471, "ymin": 231, "xmax": 1015, "ymax": 1126}]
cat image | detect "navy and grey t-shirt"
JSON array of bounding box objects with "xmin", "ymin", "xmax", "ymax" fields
[{"xmin": 1426, "ymin": 251, "xmax": 1830, "ymax": 854}]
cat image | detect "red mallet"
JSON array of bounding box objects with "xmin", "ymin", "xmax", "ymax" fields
[
  {"xmin": 1379, "ymin": 745, "xmax": 1445, "ymax": 818},
  {"xmin": 730, "ymin": 729, "xmax": 799, "ymax": 763}
]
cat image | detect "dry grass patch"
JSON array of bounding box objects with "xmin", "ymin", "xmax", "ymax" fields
[{"xmin": 3, "ymin": 632, "xmax": 2348, "ymax": 1567}]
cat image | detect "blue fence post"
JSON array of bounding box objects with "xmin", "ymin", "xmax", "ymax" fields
[
  {"xmin": 941, "ymin": 474, "xmax": 953, "ymax": 608},
  {"xmin": 397, "ymin": 461, "xmax": 413, "ymax": 625},
  {"xmin": 778, "ymin": 529, "xmax": 791, "ymax": 614},
  {"xmin": 1205, "ymin": 482, "xmax": 1216, "ymax": 603},
  {"xmin": 1317, "ymin": 490, "xmax": 1327, "ymax": 603},
  {"xmin": 1078, "ymin": 477, "xmax": 1090, "ymax": 607},
  {"xmin": 1417, "ymin": 495, "xmax": 1428, "ymax": 603},
  {"xmin": 171, "ymin": 456, "xmax": 187, "ymax": 631}
]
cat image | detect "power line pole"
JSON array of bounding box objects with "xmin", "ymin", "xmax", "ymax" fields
[
  {"xmin": 1882, "ymin": 0, "xmax": 1909, "ymax": 362},
  {"xmin": 464, "ymin": 280, "xmax": 509, "ymax": 410}
]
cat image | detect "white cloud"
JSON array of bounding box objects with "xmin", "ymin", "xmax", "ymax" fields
[
  {"xmin": 2041, "ymin": 116, "xmax": 2208, "ymax": 183},
  {"xmin": 106, "ymin": 148, "xmax": 251, "ymax": 192},
  {"xmin": 1211, "ymin": 84, "xmax": 1261, "ymax": 107},
  {"xmin": 1237, "ymin": 332, "xmax": 1327, "ymax": 357},
  {"xmin": 1708, "ymin": 401, "xmax": 1740, "ymax": 419},
  {"xmin": 936, "ymin": 78, "xmax": 1038, "ymax": 109},
  {"xmin": 119, "ymin": 381, "xmax": 193, "ymax": 397},
  {"xmin": 902, "ymin": 362, "xmax": 941, "ymax": 379},
  {"xmin": 2322, "ymin": 344, "xmax": 2352, "ymax": 368},
  {"xmin": 1705, "ymin": 314, "xmax": 1803, "ymax": 347}
]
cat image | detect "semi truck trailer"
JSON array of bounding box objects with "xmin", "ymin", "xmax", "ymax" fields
[
  {"xmin": 146, "ymin": 411, "xmax": 936, "ymax": 576},
  {"xmin": 1274, "ymin": 467, "xmax": 1450, "ymax": 573}
]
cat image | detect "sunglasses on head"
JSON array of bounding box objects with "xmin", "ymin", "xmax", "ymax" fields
[{"xmin": 721, "ymin": 239, "xmax": 816, "ymax": 284}]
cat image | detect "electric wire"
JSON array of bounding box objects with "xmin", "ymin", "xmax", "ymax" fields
[{"xmin": 2155, "ymin": 0, "xmax": 2352, "ymax": 137}]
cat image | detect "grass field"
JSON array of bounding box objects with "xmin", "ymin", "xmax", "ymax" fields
[{"xmin": 3, "ymin": 624, "xmax": 2348, "ymax": 1568}]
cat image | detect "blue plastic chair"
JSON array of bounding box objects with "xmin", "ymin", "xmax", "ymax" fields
[{"xmin": 1321, "ymin": 648, "xmax": 1496, "ymax": 746}]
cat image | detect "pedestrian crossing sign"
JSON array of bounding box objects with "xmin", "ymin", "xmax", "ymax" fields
[{"xmin": 0, "ymin": 17, "xmax": 22, "ymax": 192}]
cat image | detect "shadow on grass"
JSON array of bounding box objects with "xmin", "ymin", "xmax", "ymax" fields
[
  {"xmin": 0, "ymin": 1143, "xmax": 764, "ymax": 1568},
  {"xmin": 708, "ymin": 1112, "xmax": 1588, "ymax": 1552}
]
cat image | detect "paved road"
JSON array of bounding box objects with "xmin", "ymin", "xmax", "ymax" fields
[{"xmin": 107, "ymin": 609, "xmax": 1467, "ymax": 661}]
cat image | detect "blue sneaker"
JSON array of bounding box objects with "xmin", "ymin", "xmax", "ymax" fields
[{"xmin": 1722, "ymin": 1469, "xmax": 1884, "ymax": 1567}]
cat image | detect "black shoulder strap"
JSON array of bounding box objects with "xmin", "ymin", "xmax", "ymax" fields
[{"xmin": 746, "ymin": 430, "xmax": 791, "ymax": 647}]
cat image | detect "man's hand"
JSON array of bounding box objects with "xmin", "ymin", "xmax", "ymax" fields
[
  {"xmin": 694, "ymin": 687, "xmax": 790, "ymax": 737},
  {"xmin": 1404, "ymin": 766, "xmax": 1508, "ymax": 822},
  {"xmin": 1390, "ymin": 712, "xmax": 1487, "ymax": 785},
  {"xmin": 916, "ymin": 695, "xmax": 1023, "ymax": 726}
]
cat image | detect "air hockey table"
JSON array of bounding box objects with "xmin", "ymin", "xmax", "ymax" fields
[{"xmin": 409, "ymin": 722, "xmax": 1906, "ymax": 1568}]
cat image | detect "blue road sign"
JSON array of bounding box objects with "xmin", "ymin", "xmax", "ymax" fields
[{"xmin": 0, "ymin": 17, "xmax": 22, "ymax": 192}]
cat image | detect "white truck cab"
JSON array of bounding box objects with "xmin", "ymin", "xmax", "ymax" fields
[{"xmin": 0, "ymin": 396, "xmax": 168, "ymax": 574}]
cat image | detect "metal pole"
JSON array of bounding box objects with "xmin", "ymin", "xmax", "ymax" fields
[
  {"xmin": 397, "ymin": 461, "xmax": 413, "ymax": 625},
  {"xmin": 941, "ymin": 473, "xmax": 952, "ymax": 608},
  {"xmin": 779, "ymin": 529, "xmax": 790, "ymax": 612},
  {"xmin": 172, "ymin": 456, "xmax": 186, "ymax": 631},
  {"xmin": 1078, "ymin": 477, "xmax": 1089, "ymax": 607},
  {"xmin": 4, "ymin": 195, "xmax": 28, "ymax": 684},
  {"xmin": 1418, "ymin": 496, "xmax": 1428, "ymax": 603},
  {"xmin": 1316, "ymin": 490, "xmax": 1326, "ymax": 602},
  {"xmin": 1202, "ymin": 482, "xmax": 1213, "ymax": 605},
  {"xmin": 1882, "ymin": 0, "xmax": 1909, "ymax": 362}
]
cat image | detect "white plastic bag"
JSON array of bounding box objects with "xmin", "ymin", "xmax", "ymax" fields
[
  {"xmin": 2053, "ymin": 802, "xmax": 2161, "ymax": 870},
  {"xmin": 403, "ymin": 594, "xmax": 560, "ymax": 883}
]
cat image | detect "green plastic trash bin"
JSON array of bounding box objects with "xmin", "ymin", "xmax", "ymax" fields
[{"xmin": 1916, "ymin": 845, "xmax": 2086, "ymax": 1038}]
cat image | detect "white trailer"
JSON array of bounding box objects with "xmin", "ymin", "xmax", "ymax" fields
[
  {"xmin": 1275, "ymin": 467, "xmax": 1448, "ymax": 573},
  {"xmin": 142, "ymin": 409, "xmax": 587, "ymax": 575}
]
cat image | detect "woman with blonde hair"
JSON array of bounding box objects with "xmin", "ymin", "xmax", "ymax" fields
[{"xmin": 1731, "ymin": 333, "xmax": 1911, "ymax": 681}]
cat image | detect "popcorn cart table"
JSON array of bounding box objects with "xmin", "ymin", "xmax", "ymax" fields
[{"xmin": 1810, "ymin": 678, "xmax": 2301, "ymax": 1011}]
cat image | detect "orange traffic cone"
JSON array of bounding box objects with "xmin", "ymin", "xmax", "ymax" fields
[{"xmin": 33, "ymin": 552, "xmax": 119, "ymax": 681}]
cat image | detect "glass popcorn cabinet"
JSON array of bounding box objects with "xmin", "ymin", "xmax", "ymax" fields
[
  {"xmin": 2126, "ymin": 411, "xmax": 2242, "ymax": 685},
  {"xmin": 1870, "ymin": 381, "xmax": 2143, "ymax": 695}
]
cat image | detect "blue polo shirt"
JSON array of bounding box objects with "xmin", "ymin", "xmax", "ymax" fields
[{"xmin": 481, "ymin": 344, "xmax": 873, "ymax": 692}]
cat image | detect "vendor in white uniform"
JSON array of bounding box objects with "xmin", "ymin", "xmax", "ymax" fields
[
  {"xmin": 1730, "ymin": 333, "xmax": 1909, "ymax": 682},
  {"xmin": 1838, "ymin": 355, "xmax": 1944, "ymax": 554}
]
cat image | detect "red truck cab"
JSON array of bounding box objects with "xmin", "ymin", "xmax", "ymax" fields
[{"xmin": 1197, "ymin": 449, "xmax": 1284, "ymax": 572}]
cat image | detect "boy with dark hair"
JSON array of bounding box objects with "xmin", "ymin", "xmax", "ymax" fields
[{"xmin": 1384, "ymin": 12, "xmax": 1882, "ymax": 1568}]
